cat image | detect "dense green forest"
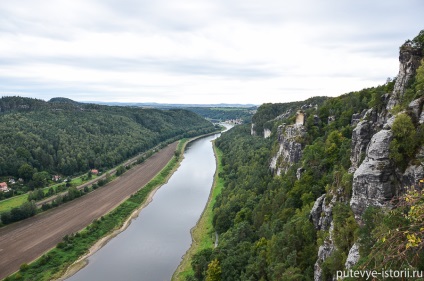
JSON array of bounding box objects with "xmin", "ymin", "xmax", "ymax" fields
[
  {"xmin": 183, "ymin": 107, "xmax": 256, "ymax": 123},
  {"xmin": 0, "ymin": 96, "xmax": 215, "ymax": 187},
  {"xmin": 251, "ymin": 96, "xmax": 328, "ymax": 134},
  {"xmin": 186, "ymin": 30, "xmax": 424, "ymax": 281},
  {"xmin": 187, "ymin": 86, "xmax": 381, "ymax": 281}
]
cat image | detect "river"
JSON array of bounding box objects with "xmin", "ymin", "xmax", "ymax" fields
[{"xmin": 66, "ymin": 131, "xmax": 223, "ymax": 281}]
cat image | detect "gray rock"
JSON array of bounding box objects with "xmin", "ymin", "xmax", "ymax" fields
[
  {"xmin": 314, "ymin": 222, "xmax": 336, "ymax": 281},
  {"xmin": 328, "ymin": 115, "xmax": 336, "ymax": 124},
  {"xmin": 345, "ymin": 243, "xmax": 360, "ymax": 269},
  {"xmin": 408, "ymin": 98, "xmax": 424, "ymax": 120},
  {"xmin": 310, "ymin": 195, "xmax": 325, "ymax": 230},
  {"xmin": 351, "ymin": 113, "xmax": 362, "ymax": 127},
  {"xmin": 350, "ymin": 120, "xmax": 371, "ymax": 171},
  {"xmin": 387, "ymin": 47, "xmax": 423, "ymax": 110},
  {"xmin": 350, "ymin": 130, "xmax": 395, "ymax": 221},
  {"xmin": 251, "ymin": 123, "xmax": 256, "ymax": 136},
  {"xmin": 270, "ymin": 124, "xmax": 305, "ymax": 175},
  {"xmin": 363, "ymin": 108, "xmax": 378, "ymax": 123},
  {"xmin": 351, "ymin": 158, "xmax": 395, "ymax": 220},
  {"xmin": 264, "ymin": 128, "xmax": 271, "ymax": 139},
  {"xmin": 402, "ymin": 164, "xmax": 424, "ymax": 188},
  {"xmin": 367, "ymin": 130, "xmax": 393, "ymax": 160},
  {"xmin": 383, "ymin": 115, "xmax": 396, "ymax": 129},
  {"xmin": 296, "ymin": 167, "xmax": 305, "ymax": 180},
  {"xmin": 310, "ymin": 194, "xmax": 334, "ymax": 231}
]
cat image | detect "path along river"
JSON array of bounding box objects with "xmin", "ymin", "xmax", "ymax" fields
[{"xmin": 66, "ymin": 132, "xmax": 223, "ymax": 281}]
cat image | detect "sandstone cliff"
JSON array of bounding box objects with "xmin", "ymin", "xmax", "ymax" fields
[{"xmin": 311, "ymin": 36, "xmax": 423, "ymax": 280}]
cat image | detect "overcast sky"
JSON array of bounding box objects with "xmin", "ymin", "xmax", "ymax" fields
[{"xmin": 0, "ymin": 1, "xmax": 422, "ymax": 105}]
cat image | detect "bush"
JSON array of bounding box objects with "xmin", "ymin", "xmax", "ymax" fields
[{"xmin": 389, "ymin": 113, "xmax": 417, "ymax": 171}]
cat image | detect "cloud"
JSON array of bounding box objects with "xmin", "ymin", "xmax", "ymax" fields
[{"xmin": 0, "ymin": 0, "xmax": 422, "ymax": 104}]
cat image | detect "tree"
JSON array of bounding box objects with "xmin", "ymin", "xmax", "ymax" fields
[
  {"xmin": 415, "ymin": 59, "xmax": 424, "ymax": 94},
  {"xmin": 205, "ymin": 259, "xmax": 222, "ymax": 281},
  {"xmin": 32, "ymin": 171, "xmax": 50, "ymax": 188},
  {"xmin": 191, "ymin": 249, "xmax": 213, "ymax": 280},
  {"xmin": 116, "ymin": 165, "xmax": 126, "ymax": 176},
  {"xmin": 18, "ymin": 164, "xmax": 34, "ymax": 181},
  {"xmin": 389, "ymin": 113, "xmax": 417, "ymax": 170}
]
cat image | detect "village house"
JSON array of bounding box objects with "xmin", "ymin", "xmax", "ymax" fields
[
  {"xmin": 90, "ymin": 169, "xmax": 99, "ymax": 175},
  {"xmin": 0, "ymin": 182, "xmax": 10, "ymax": 192},
  {"xmin": 52, "ymin": 175, "xmax": 61, "ymax": 182}
]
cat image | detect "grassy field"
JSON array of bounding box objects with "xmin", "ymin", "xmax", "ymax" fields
[
  {"xmin": 172, "ymin": 143, "xmax": 224, "ymax": 281},
  {"xmin": 0, "ymin": 175, "xmax": 99, "ymax": 214},
  {"xmin": 0, "ymin": 195, "xmax": 28, "ymax": 213},
  {"xmin": 4, "ymin": 141, "xmax": 186, "ymax": 281}
]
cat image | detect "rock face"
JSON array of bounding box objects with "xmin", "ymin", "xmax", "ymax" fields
[
  {"xmin": 311, "ymin": 194, "xmax": 338, "ymax": 281},
  {"xmin": 296, "ymin": 167, "xmax": 305, "ymax": 180},
  {"xmin": 349, "ymin": 108, "xmax": 381, "ymax": 172},
  {"xmin": 402, "ymin": 164, "xmax": 424, "ymax": 188},
  {"xmin": 310, "ymin": 194, "xmax": 334, "ymax": 231},
  {"xmin": 387, "ymin": 47, "xmax": 423, "ymax": 110},
  {"xmin": 251, "ymin": 124, "xmax": 256, "ymax": 136},
  {"xmin": 264, "ymin": 128, "xmax": 272, "ymax": 138},
  {"xmin": 314, "ymin": 40, "xmax": 423, "ymax": 280},
  {"xmin": 270, "ymin": 124, "xmax": 305, "ymax": 175},
  {"xmin": 350, "ymin": 120, "xmax": 371, "ymax": 172},
  {"xmin": 350, "ymin": 130, "xmax": 395, "ymax": 220},
  {"xmin": 345, "ymin": 243, "xmax": 360, "ymax": 269},
  {"xmin": 314, "ymin": 235, "xmax": 336, "ymax": 281}
]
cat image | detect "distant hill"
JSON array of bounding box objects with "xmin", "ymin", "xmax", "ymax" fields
[
  {"xmin": 80, "ymin": 101, "xmax": 257, "ymax": 108},
  {"xmin": 48, "ymin": 97, "xmax": 82, "ymax": 105},
  {"xmin": 0, "ymin": 96, "xmax": 215, "ymax": 179}
]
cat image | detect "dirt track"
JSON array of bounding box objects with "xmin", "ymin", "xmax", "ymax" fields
[{"xmin": 0, "ymin": 142, "xmax": 178, "ymax": 279}]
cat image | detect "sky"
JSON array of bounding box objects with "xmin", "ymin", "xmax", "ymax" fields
[{"xmin": 0, "ymin": 1, "xmax": 423, "ymax": 105}]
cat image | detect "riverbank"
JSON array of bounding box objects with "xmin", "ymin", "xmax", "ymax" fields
[
  {"xmin": 172, "ymin": 143, "xmax": 225, "ymax": 281},
  {"xmin": 1, "ymin": 141, "xmax": 183, "ymax": 281}
]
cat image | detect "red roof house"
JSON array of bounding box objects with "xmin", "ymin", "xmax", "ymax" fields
[{"xmin": 0, "ymin": 182, "xmax": 9, "ymax": 192}]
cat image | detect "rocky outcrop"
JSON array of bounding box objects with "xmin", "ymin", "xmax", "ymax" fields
[
  {"xmin": 315, "ymin": 36, "xmax": 423, "ymax": 280},
  {"xmin": 349, "ymin": 120, "xmax": 371, "ymax": 172},
  {"xmin": 387, "ymin": 46, "xmax": 423, "ymax": 110},
  {"xmin": 310, "ymin": 194, "xmax": 334, "ymax": 231},
  {"xmin": 345, "ymin": 243, "xmax": 360, "ymax": 269},
  {"xmin": 402, "ymin": 164, "xmax": 424, "ymax": 188},
  {"xmin": 270, "ymin": 124, "xmax": 305, "ymax": 175},
  {"xmin": 311, "ymin": 194, "xmax": 338, "ymax": 281},
  {"xmin": 296, "ymin": 167, "xmax": 305, "ymax": 180},
  {"xmin": 349, "ymin": 108, "xmax": 381, "ymax": 172},
  {"xmin": 350, "ymin": 130, "xmax": 395, "ymax": 221},
  {"xmin": 408, "ymin": 98, "xmax": 423, "ymax": 118},
  {"xmin": 264, "ymin": 128, "xmax": 271, "ymax": 139},
  {"xmin": 314, "ymin": 222, "xmax": 336, "ymax": 281},
  {"xmin": 251, "ymin": 124, "xmax": 256, "ymax": 136}
]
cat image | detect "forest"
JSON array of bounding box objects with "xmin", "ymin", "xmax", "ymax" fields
[
  {"xmin": 186, "ymin": 30, "xmax": 424, "ymax": 281},
  {"xmin": 0, "ymin": 96, "xmax": 215, "ymax": 191},
  {"xmin": 186, "ymin": 86, "xmax": 378, "ymax": 280}
]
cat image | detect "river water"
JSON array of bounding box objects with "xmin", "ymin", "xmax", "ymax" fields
[{"xmin": 66, "ymin": 132, "xmax": 222, "ymax": 281}]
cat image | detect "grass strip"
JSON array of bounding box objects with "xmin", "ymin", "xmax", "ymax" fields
[
  {"xmin": 172, "ymin": 143, "xmax": 224, "ymax": 281},
  {"xmin": 4, "ymin": 141, "xmax": 186, "ymax": 281}
]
